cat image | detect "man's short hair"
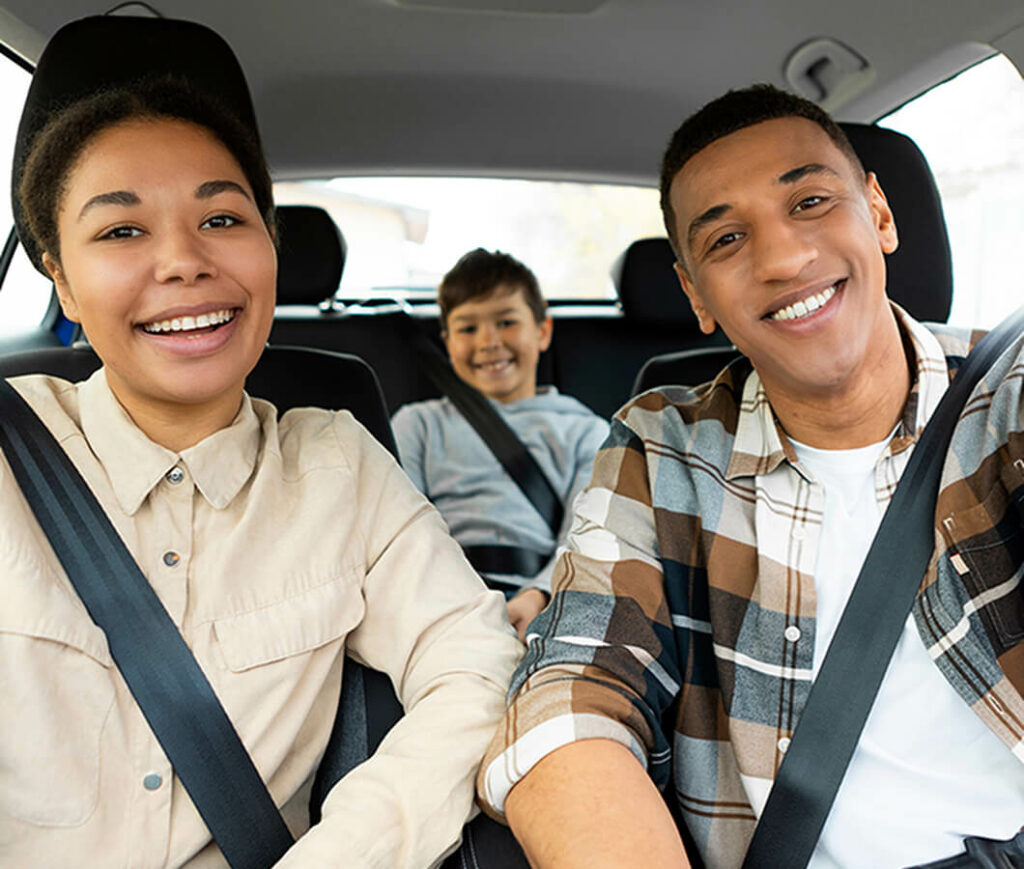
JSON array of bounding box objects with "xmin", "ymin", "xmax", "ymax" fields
[
  {"xmin": 659, "ymin": 83, "xmax": 866, "ymax": 260},
  {"xmin": 438, "ymin": 248, "xmax": 546, "ymax": 329}
]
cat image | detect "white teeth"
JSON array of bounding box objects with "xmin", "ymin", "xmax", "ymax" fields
[
  {"xmin": 142, "ymin": 308, "xmax": 235, "ymax": 334},
  {"xmin": 770, "ymin": 284, "xmax": 837, "ymax": 322}
]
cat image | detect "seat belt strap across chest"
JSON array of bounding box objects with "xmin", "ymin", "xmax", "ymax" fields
[
  {"xmin": 0, "ymin": 378, "xmax": 294, "ymax": 869},
  {"xmin": 742, "ymin": 306, "xmax": 1024, "ymax": 869},
  {"xmin": 410, "ymin": 325, "xmax": 565, "ymax": 537}
]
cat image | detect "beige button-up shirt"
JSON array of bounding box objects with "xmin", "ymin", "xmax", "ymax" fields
[{"xmin": 1, "ymin": 370, "xmax": 522, "ymax": 868}]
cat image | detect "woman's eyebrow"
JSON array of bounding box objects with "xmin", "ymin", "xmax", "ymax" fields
[
  {"xmin": 77, "ymin": 190, "xmax": 139, "ymax": 221},
  {"xmin": 195, "ymin": 179, "xmax": 252, "ymax": 200}
]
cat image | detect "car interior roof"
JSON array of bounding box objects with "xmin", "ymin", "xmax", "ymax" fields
[{"xmin": 2, "ymin": 0, "xmax": 1023, "ymax": 186}]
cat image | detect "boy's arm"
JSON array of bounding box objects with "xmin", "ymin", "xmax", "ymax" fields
[{"xmin": 390, "ymin": 404, "xmax": 429, "ymax": 493}]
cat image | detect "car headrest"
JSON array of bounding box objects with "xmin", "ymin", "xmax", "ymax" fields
[
  {"xmin": 12, "ymin": 15, "xmax": 260, "ymax": 275},
  {"xmin": 275, "ymin": 205, "xmax": 347, "ymax": 304},
  {"xmin": 840, "ymin": 123, "xmax": 952, "ymax": 323},
  {"xmin": 613, "ymin": 237, "xmax": 698, "ymax": 329},
  {"xmin": 615, "ymin": 122, "xmax": 952, "ymax": 328}
]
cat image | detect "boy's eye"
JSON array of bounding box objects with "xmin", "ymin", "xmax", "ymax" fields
[
  {"xmin": 100, "ymin": 225, "xmax": 143, "ymax": 240},
  {"xmin": 497, "ymin": 319, "xmax": 517, "ymax": 328},
  {"xmin": 457, "ymin": 325, "xmax": 476, "ymax": 335},
  {"xmin": 201, "ymin": 214, "xmax": 241, "ymax": 229}
]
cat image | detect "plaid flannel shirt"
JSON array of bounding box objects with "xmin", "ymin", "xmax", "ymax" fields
[{"xmin": 478, "ymin": 305, "xmax": 1024, "ymax": 868}]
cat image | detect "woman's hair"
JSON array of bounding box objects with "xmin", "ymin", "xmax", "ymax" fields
[{"xmin": 18, "ymin": 75, "xmax": 276, "ymax": 266}]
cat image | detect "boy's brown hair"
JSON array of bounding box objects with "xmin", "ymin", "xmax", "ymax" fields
[{"xmin": 438, "ymin": 248, "xmax": 546, "ymax": 330}]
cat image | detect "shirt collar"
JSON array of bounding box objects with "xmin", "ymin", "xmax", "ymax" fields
[
  {"xmin": 724, "ymin": 303, "xmax": 950, "ymax": 481},
  {"xmin": 77, "ymin": 369, "xmax": 262, "ymax": 515}
]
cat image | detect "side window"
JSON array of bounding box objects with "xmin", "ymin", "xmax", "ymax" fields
[
  {"xmin": 880, "ymin": 54, "xmax": 1024, "ymax": 329},
  {"xmin": 0, "ymin": 48, "xmax": 51, "ymax": 337}
]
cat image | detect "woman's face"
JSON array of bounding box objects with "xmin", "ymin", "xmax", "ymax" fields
[{"xmin": 46, "ymin": 117, "xmax": 276, "ymax": 432}]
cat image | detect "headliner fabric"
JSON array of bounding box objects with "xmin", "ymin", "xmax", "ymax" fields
[
  {"xmin": 276, "ymin": 205, "xmax": 347, "ymax": 305},
  {"xmin": 12, "ymin": 15, "xmax": 259, "ymax": 274}
]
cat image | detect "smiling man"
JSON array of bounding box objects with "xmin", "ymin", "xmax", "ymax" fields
[{"xmin": 476, "ymin": 85, "xmax": 1024, "ymax": 868}]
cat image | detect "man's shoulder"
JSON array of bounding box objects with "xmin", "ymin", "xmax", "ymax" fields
[
  {"xmin": 616, "ymin": 355, "xmax": 752, "ymax": 439},
  {"xmin": 922, "ymin": 321, "xmax": 980, "ymax": 364}
]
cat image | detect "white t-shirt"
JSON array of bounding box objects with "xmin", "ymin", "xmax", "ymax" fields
[{"xmin": 790, "ymin": 435, "xmax": 1024, "ymax": 868}]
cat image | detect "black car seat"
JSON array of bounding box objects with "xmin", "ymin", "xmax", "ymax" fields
[{"xmin": 631, "ymin": 122, "xmax": 953, "ymax": 396}]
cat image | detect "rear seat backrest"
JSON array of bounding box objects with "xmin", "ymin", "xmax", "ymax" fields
[{"xmin": 275, "ymin": 205, "xmax": 346, "ymax": 305}]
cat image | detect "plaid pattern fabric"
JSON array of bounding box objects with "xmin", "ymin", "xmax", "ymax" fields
[{"xmin": 478, "ymin": 306, "xmax": 1024, "ymax": 868}]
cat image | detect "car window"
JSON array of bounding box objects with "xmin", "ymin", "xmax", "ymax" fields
[
  {"xmin": 274, "ymin": 177, "xmax": 663, "ymax": 302},
  {"xmin": 879, "ymin": 53, "xmax": 1024, "ymax": 329},
  {"xmin": 0, "ymin": 49, "xmax": 50, "ymax": 337}
]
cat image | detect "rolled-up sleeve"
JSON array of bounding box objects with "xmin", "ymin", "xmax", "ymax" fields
[{"xmin": 477, "ymin": 415, "xmax": 681, "ymax": 820}]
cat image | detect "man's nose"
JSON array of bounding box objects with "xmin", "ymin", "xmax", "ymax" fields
[{"xmin": 750, "ymin": 221, "xmax": 818, "ymax": 284}]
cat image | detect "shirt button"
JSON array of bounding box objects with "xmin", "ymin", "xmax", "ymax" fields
[
  {"xmin": 792, "ymin": 526, "xmax": 806, "ymax": 541},
  {"xmin": 166, "ymin": 467, "xmax": 185, "ymax": 484},
  {"xmin": 163, "ymin": 551, "xmax": 180, "ymax": 567},
  {"xmin": 785, "ymin": 625, "xmax": 802, "ymax": 643},
  {"xmin": 777, "ymin": 737, "xmax": 791, "ymax": 754},
  {"xmin": 143, "ymin": 773, "xmax": 163, "ymax": 791}
]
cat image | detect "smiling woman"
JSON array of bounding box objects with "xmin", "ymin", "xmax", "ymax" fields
[
  {"xmin": 0, "ymin": 15, "xmax": 521, "ymax": 869},
  {"xmin": 28, "ymin": 112, "xmax": 277, "ymax": 450}
]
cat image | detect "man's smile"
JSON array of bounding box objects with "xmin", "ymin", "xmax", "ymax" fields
[{"xmin": 767, "ymin": 279, "xmax": 845, "ymax": 322}]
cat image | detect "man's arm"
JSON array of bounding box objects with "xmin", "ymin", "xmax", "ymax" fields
[{"xmin": 506, "ymin": 739, "xmax": 689, "ymax": 869}]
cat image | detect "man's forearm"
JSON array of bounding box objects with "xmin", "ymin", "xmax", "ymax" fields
[{"xmin": 505, "ymin": 739, "xmax": 690, "ymax": 868}]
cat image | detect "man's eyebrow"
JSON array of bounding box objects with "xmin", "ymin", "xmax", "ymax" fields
[
  {"xmin": 777, "ymin": 163, "xmax": 838, "ymax": 185},
  {"xmin": 77, "ymin": 190, "xmax": 140, "ymax": 221},
  {"xmin": 687, "ymin": 203, "xmax": 731, "ymax": 249},
  {"xmin": 195, "ymin": 179, "xmax": 252, "ymax": 200}
]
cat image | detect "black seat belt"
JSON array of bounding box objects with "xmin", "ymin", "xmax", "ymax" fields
[
  {"xmin": 405, "ymin": 321, "xmax": 564, "ymax": 576},
  {"xmin": 0, "ymin": 379, "xmax": 294, "ymax": 869},
  {"xmin": 742, "ymin": 306, "xmax": 1024, "ymax": 869}
]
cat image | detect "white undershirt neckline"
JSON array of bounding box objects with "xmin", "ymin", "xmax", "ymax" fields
[{"xmin": 786, "ymin": 434, "xmax": 1024, "ymax": 868}]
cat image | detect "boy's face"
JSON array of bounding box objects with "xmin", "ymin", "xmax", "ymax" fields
[
  {"xmin": 669, "ymin": 116, "xmax": 899, "ymax": 402},
  {"xmin": 443, "ymin": 284, "xmax": 553, "ymax": 403}
]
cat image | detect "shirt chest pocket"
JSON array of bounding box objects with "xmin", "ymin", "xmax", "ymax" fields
[
  {"xmin": 212, "ymin": 571, "xmax": 365, "ymax": 674},
  {"xmin": 0, "ymin": 606, "xmax": 115, "ymax": 828}
]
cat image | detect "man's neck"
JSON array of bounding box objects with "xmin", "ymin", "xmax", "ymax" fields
[{"xmin": 764, "ymin": 319, "xmax": 912, "ymax": 450}]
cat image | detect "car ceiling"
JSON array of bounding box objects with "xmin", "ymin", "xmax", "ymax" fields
[{"xmin": 1, "ymin": 0, "xmax": 1023, "ymax": 186}]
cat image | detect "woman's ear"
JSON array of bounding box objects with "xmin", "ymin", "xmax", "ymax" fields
[
  {"xmin": 674, "ymin": 261, "xmax": 717, "ymax": 335},
  {"xmin": 42, "ymin": 252, "xmax": 80, "ymax": 322}
]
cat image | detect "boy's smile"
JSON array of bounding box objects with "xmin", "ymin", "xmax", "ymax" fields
[
  {"xmin": 443, "ymin": 284, "xmax": 553, "ymax": 403},
  {"xmin": 670, "ymin": 116, "xmax": 900, "ymax": 406}
]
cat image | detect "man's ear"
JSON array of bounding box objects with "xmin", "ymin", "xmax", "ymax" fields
[
  {"xmin": 673, "ymin": 261, "xmax": 717, "ymax": 335},
  {"xmin": 42, "ymin": 253, "xmax": 80, "ymax": 323},
  {"xmin": 537, "ymin": 315, "xmax": 553, "ymax": 352},
  {"xmin": 865, "ymin": 172, "xmax": 899, "ymax": 255}
]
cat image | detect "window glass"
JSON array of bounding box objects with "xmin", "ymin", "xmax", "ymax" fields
[
  {"xmin": 879, "ymin": 54, "xmax": 1024, "ymax": 328},
  {"xmin": 274, "ymin": 177, "xmax": 664, "ymax": 301},
  {"xmin": 0, "ymin": 52, "xmax": 51, "ymax": 336}
]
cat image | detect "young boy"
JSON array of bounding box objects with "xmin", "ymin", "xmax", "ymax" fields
[{"xmin": 391, "ymin": 249, "xmax": 609, "ymax": 640}]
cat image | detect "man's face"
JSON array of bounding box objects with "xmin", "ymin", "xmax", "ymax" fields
[{"xmin": 669, "ymin": 117, "xmax": 899, "ymax": 402}]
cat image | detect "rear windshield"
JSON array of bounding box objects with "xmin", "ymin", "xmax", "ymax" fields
[{"xmin": 274, "ymin": 177, "xmax": 663, "ymax": 302}]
